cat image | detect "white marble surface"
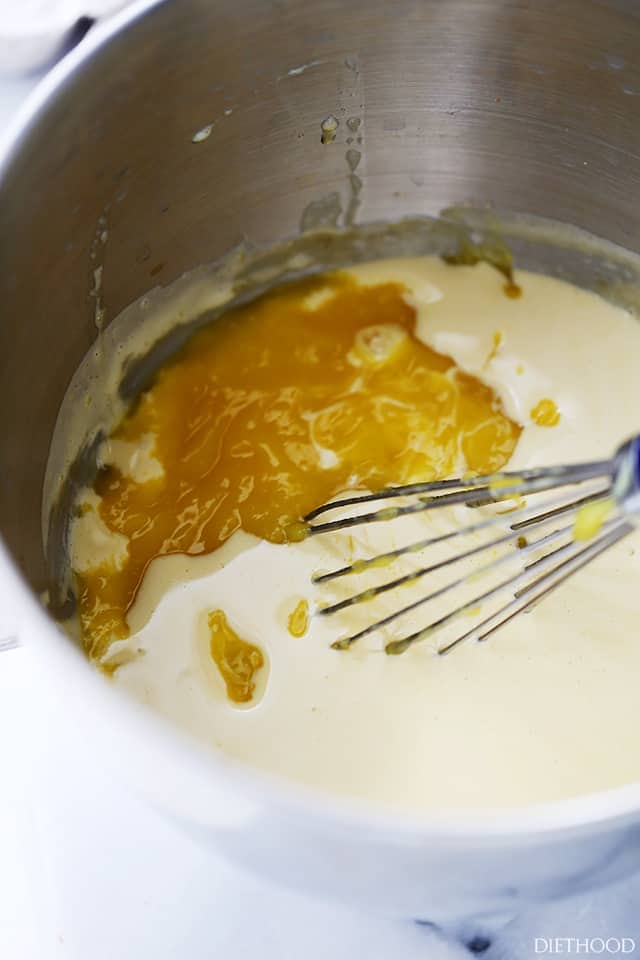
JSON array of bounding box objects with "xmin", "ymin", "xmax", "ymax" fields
[
  {"xmin": 1, "ymin": 28, "xmax": 640, "ymax": 960},
  {"xmin": 0, "ymin": 0, "xmax": 129, "ymax": 72}
]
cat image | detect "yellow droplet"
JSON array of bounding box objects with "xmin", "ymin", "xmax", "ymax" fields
[
  {"xmin": 503, "ymin": 280, "xmax": 522, "ymax": 299},
  {"xmin": 485, "ymin": 330, "xmax": 504, "ymax": 365},
  {"xmin": 489, "ymin": 474, "xmax": 523, "ymax": 491},
  {"xmin": 287, "ymin": 599, "xmax": 309, "ymax": 637},
  {"xmin": 465, "ymin": 605, "xmax": 482, "ymax": 617},
  {"xmin": 320, "ymin": 114, "xmax": 339, "ymax": 144},
  {"xmin": 285, "ymin": 520, "xmax": 309, "ymax": 542},
  {"xmin": 208, "ymin": 609, "xmax": 264, "ymax": 703},
  {"xmin": 377, "ymin": 507, "xmax": 400, "ymax": 521},
  {"xmin": 351, "ymin": 553, "xmax": 394, "ymax": 575},
  {"xmin": 573, "ymin": 498, "xmax": 614, "ymax": 541},
  {"xmin": 530, "ymin": 398, "xmax": 561, "ymax": 427}
]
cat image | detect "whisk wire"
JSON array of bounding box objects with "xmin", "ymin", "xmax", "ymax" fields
[
  {"xmin": 314, "ymin": 486, "xmax": 610, "ymax": 586},
  {"xmin": 304, "ymin": 458, "xmax": 611, "ymax": 524},
  {"xmin": 305, "ymin": 459, "xmax": 612, "ymax": 534},
  {"xmin": 384, "ymin": 514, "xmax": 630, "ymax": 656},
  {"xmin": 320, "ymin": 518, "xmax": 568, "ymax": 621},
  {"xmin": 437, "ymin": 520, "xmax": 633, "ymax": 655},
  {"xmin": 310, "ymin": 436, "xmax": 640, "ymax": 656},
  {"xmin": 328, "ymin": 520, "xmax": 573, "ymax": 650}
]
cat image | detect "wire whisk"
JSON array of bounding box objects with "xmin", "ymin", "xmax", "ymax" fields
[{"xmin": 306, "ymin": 436, "xmax": 640, "ymax": 656}]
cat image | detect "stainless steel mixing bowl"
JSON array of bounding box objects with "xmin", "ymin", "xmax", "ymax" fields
[{"xmin": 3, "ymin": 0, "xmax": 640, "ymax": 929}]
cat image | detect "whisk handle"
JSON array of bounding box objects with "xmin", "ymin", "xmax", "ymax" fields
[{"xmin": 613, "ymin": 434, "xmax": 640, "ymax": 511}]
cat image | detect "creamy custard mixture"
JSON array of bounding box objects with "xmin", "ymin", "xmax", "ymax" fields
[{"xmin": 67, "ymin": 256, "xmax": 640, "ymax": 811}]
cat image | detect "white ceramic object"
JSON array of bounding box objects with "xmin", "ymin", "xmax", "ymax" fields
[{"xmin": 0, "ymin": 0, "xmax": 131, "ymax": 74}]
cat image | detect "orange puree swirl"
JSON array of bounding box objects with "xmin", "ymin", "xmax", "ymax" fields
[{"xmin": 75, "ymin": 273, "xmax": 521, "ymax": 659}]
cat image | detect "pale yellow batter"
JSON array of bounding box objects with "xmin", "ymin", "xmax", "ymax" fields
[{"xmin": 70, "ymin": 258, "xmax": 640, "ymax": 811}]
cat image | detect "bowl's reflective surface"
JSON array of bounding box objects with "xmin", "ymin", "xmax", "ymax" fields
[{"xmin": 3, "ymin": 0, "xmax": 640, "ymax": 593}]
